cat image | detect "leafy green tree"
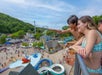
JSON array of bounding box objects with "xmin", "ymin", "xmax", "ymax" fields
[
  {"xmin": 92, "ymin": 15, "xmax": 102, "ymax": 25},
  {"xmin": 0, "ymin": 34, "xmax": 7, "ymax": 44},
  {"xmin": 32, "ymin": 42, "xmax": 38, "ymax": 47},
  {"xmin": 62, "ymin": 26, "xmax": 68, "ymax": 30},
  {"xmin": 32, "ymin": 41, "xmax": 43, "ymax": 48},
  {"xmin": 34, "ymin": 32, "xmax": 42, "ymax": 40},
  {"xmin": 11, "ymin": 30, "xmax": 25, "ymax": 39},
  {"xmin": 0, "ymin": 13, "xmax": 34, "ymax": 33},
  {"xmin": 11, "ymin": 33, "xmax": 18, "ymax": 39},
  {"xmin": 17, "ymin": 30, "xmax": 25, "ymax": 38},
  {"xmin": 27, "ymin": 30, "xmax": 33, "ymax": 33},
  {"xmin": 46, "ymin": 30, "xmax": 56, "ymax": 37},
  {"xmin": 37, "ymin": 41, "xmax": 43, "ymax": 47},
  {"xmin": 22, "ymin": 42, "xmax": 29, "ymax": 46}
]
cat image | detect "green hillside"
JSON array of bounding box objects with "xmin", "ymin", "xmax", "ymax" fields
[{"xmin": 0, "ymin": 13, "xmax": 34, "ymax": 33}]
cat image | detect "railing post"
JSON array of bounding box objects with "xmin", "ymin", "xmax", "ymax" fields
[
  {"xmin": 74, "ymin": 54, "xmax": 89, "ymax": 75},
  {"xmin": 77, "ymin": 54, "xmax": 89, "ymax": 75},
  {"xmin": 74, "ymin": 54, "xmax": 81, "ymax": 75}
]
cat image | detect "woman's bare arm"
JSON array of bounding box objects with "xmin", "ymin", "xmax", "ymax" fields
[
  {"xmin": 84, "ymin": 30, "xmax": 97, "ymax": 58},
  {"xmin": 69, "ymin": 30, "xmax": 97, "ymax": 58},
  {"xmin": 69, "ymin": 37, "xmax": 84, "ymax": 51}
]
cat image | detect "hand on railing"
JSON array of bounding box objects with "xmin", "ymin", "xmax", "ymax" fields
[{"xmin": 69, "ymin": 46, "xmax": 86, "ymax": 58}]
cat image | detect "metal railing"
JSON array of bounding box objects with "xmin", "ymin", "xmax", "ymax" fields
[{"xmin": 74, "ymin": 54, "xmax": 89, "ymax": 75}]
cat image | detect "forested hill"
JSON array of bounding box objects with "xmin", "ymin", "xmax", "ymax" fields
[
  {"xmin": 0, "ymin": 12, "xmax": 102, "ymax": 34},
  {"xmin": 0, "ymin": 13, "xmax": 34, "ymax": 33}
]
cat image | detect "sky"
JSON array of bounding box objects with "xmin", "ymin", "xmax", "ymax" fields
[{"xmin": 0, "ymin": 0, "xmax": 102, "ymax": 29}]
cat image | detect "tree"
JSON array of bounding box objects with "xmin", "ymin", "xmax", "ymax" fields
[
  {"xmin": 0, "ymin": 13, "xmax": 34, "ymax": 33},
  {"xmin": 34, "ymin": 32, "xmax": 42, "ymax": 40},
  {"xmin": 0, "ymin": 34, "xmax": 7, "ymax": 44},
  {"xmin": 62, "ymin": 26, "xmax": 68, "ymax": 30},
  {"xmin": 22, "ymin": 42, "xmax": 29, "ymax": 46},
  {"xmin": 92, "ymin": 15, "xmax": 102, "ymax": 25},
  {"xmin": 46, "ymin": 30, "xmax": 56, "ymax": 37},
  {"xmin": 17, "ymin": 30, "xmax": 25, "ymax": 38},
  {"xmin": 11, "ymin": 30, "xmax": 25, "ymax": 39}
]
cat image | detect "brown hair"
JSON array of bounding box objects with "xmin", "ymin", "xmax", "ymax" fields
[
  {"xmin": 67, "ymin": 15, "xmax": 78, "ymax": 25},
  {"xmin": 79, "ymin": 16, "xmax": 98, "ymax": 30}
]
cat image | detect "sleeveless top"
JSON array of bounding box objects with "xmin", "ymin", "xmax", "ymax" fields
[
  {"xmin": 81, "ymin": 31, "xmax": 102, "ymax": 52},
  {"xmin": 81, "ymin": 31, "xmax": 102, "ymax": 74}
]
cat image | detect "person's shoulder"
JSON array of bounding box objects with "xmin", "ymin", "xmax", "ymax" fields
[
  {"xmin": 89, "ymin": 30, "xmax": 97, "ymax": 34},
  {"xmin": 90, "ymin": 29, "xmax": 97, "ymax": 32},
  {"xmin": 88, "ymin": 30, "xmax": 97, "ymax": 37}
]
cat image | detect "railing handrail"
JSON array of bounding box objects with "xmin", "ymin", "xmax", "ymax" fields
[{"xmin": 74, "ymin": 54, "xmax": 89, "ymax": 75}]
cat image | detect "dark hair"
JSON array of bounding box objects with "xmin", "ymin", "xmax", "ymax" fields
[
  {"xmin": 98, "ymin": 19, "xmax": 102, "ymax": 24},
  {"xmin": 67, "ymin": 15, "xmax": 78, "ymax": 25},
  {"xmin": 79, "ymin": 16, "xmax": 97, "ymax": 30}
]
